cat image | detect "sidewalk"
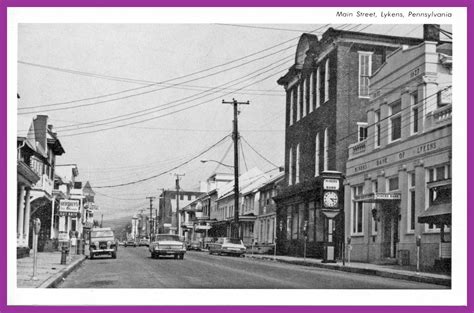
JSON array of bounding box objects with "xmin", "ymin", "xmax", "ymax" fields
[
  {"xmin": 245, "ymin": 253, "xmax": 451, "ymax": 287},
  {"xmin": 17, "ymin": 251, "xmax": 86, "ymax": 288}
]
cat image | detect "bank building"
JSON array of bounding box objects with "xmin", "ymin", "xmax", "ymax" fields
[{"xmin": 344, "ymin": 30, "xmax": 452, "ymax": 271}]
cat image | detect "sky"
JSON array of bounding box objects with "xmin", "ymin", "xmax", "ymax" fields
[{"xmin": 16, "ymin": 23, "xmax": 452, "ymax": 221}]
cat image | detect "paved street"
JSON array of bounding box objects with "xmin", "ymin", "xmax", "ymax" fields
[{"xmin": 58, "ymin": 246, "xmax": 446, "ymax": 289}]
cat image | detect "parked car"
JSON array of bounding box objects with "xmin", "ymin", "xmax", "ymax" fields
[
  {"xmin": 149, "ymin": 234, "xmax": 186, "ymax": 259},
  {"xmin": 124, "ymin": 239, "xmax": 137, "ymax": 247},
  {"xmin": 208, "ymin": 237, "xmax": 246, "ymax": 257},
  {"xmin": 139, "ymin": 237, "xmax": 150, "ymax": 247},
  {"xmin": 89, "ymin": 228, "xmax": 117, "ymax": 259},
  {"xmin": 187, "ymin": 240, "xmax": 201, "ymax": 251}
]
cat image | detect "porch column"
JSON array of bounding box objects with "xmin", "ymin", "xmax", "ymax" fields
[
  {"xmin": 50, "ymin": 195, "xmax": 56, "ymax": 239},
  {"xmin": 23, "ymin": 187, "xmax": 32, "ymax": 246},
  {"xmin": 17, "ymin": 185, "xmax": 26, "ymax": 241}
]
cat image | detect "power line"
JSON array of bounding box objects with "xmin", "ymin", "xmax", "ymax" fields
[
  {"xmin": 53, "ymin": 55, "xmax": 292, "ymax": 131},
  {"xmin": 241, "ymin": 136, "xmax": 280, "ymax": 168},
  {"xmin": 215, "ymin": 23, "xmax": 326, "ymax": 33},
  {"xmin": 91, "ymin": 134, "xmax": 232, "ymax": 188},
  {"xmin": 18, "ymin": 24, "xmax": 334, "ymax": 112},
  {"xmin": 18, "ymin": 48, "xmax": 295, "ymax": 114},
  {"xmin": 58, "ymin": 65, "xmax": 290, "ymax": 137}
]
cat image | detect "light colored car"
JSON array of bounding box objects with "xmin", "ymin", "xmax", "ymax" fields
[
  {"xmin": 89, "ymin": 228, "xmax": 117, "ymax": 259},
  {"xmin": 139, "ymin": 238, "xmax": 150, "ymax": 247},
  {"xmin": 208, "ymin": 237, "xmax": 246, "ymax": 257},
  {"xmin": 149, "ymin": 234, "xmax": 186, "ymax": 259}
]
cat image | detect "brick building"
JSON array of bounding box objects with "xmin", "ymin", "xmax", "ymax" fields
[{"xmin": 274, "ymin": 27, "xmax": 423, "ymax": 259}]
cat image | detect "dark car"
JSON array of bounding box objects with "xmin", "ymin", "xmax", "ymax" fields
[
  {"xmin": 124, "ymin": 239, "xmax": 137, "ymax": 247},
  {"xmin": 89, "ymin": 228, "xmax": 117, "ymax": 259},
  {"xmin": 187, "ymin": 241, "xmax": 201, "ymax": 251}
]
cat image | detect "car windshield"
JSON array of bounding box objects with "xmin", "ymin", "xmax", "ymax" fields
[
  {"xmin": 224, "ymin": 238, "xmax": 242, "ymax": 244},
  {"xmin": 91, "ymin": 230, "xmax": 114, "ymax": 238},
  {"xmin": 156, "ymin": 235, "xmax": 180, "ymax": 242}
]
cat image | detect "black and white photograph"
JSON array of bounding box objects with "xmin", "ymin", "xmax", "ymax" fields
[{"xmin": 9, "ymin": 7, "xmax": 467, "ymax": 306}]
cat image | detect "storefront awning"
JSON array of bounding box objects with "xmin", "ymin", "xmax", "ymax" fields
[
  {"xmin": 354, "ymin": 192, "xmax": 401, "ymax": 203},
  {"xmin": 418, "ymin": 203, "xmax": 451, "ymax": 225}
]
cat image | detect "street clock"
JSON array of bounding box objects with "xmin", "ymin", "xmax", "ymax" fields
[{"xmin": 323, "ymin": 191, "xmax": 339, "ymax": 208}]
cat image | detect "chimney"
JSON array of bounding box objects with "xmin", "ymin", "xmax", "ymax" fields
[{"xmin": 423, "ymin": 24, "xmax": 440, "ymax": 42}]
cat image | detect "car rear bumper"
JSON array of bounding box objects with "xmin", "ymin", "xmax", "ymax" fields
[{"xmin": 91, "ymin": 249, "xmax": 115, "ymax": 254}]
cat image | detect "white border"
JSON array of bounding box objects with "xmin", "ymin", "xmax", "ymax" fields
[{"xmin": 7, "ymin": 7, "xmax": 467, "ymax": 306}]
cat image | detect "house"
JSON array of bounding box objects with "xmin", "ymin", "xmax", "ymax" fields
[{"xmin": 17, "ymin": 115, "xmax": 65, "ymax": 256}]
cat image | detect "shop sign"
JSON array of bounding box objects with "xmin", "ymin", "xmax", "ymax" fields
[
  {"xmin": 374, "ymin": 193, "xmax": 401, "ymax": 201},
  {"xmin": 58, "ymin": 232, "xmax": 69, "ymax": 242},
  {"xmin": 349, "ymin": 137, "xmax": 448, "ymax": 176},
  {"xmin": 354, "ymin": 192, "xmax": 401, "ymax": 202},
  {"xmin": 323, "ymin": 179, "xmax": 340, "ymax": 190},
  {"xmin": 59, "ymin": 200, "xmax": 80, "ymax": 214}
]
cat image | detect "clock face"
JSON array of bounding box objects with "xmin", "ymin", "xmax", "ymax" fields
[{"xmin": 323, "ymin": 191, "xmax": 339, "ymax": 208}]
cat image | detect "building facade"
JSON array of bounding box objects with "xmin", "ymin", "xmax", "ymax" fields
[
  {"xmin": 344, "ymin": 29, "xmax": 452, "ymax": 270},
  {"xmin": 274, "ymin": 28, "xmax": 424, "ymax": 259},
  {"xmin": 254, "ymin": 172, "xmax": 284, "ymax": 248},
  {"xmin": 17, "ymin": 115, "xmax": 65, "ymax": 256},
  {"xmin": 158, "ymin": 189, "xmax": 205, "ymax": 236}
]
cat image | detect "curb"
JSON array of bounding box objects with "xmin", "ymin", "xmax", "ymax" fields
[
  {"xmin": 246, "ymin": 255, "xmax": 451, "ymax": 287},
  {"xmin": 38, "ymin": 255, "xmax": 87, "ymax": 288}
]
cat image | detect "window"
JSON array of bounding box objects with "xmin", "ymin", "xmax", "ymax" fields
[
  {"xmin": 188, "ymin": 195, "xmax": 192, "ymax": 201},
  {"xmin": 352, "ymin": 185, "xmax": 364, "ymax": 234},
  {"xmin": 324, "ymin": 59, "xmax": 330, "ymax": 102},
  {"xmin": 411, "ymin": 91, "xmax": 420, "ymax": 134},
  {"xmin": 388, "ymin": 176, "xmax": 399, "ymax": 191},
  {"xmin": 371, "ymin": 180, "xmax": 378, "ymax": 234},
  {"xmin": 309, "ymin": 73, "xmax": 314, "ymax": 113},
  {"xmin": 408, "ymin": 172, "xmax": 416, "ymax": 232},
  {"xmin": 316, "ymin": 67, "xmax": 320, "ymax": 108},
  {"xmin": 315, "ymin": 133, "xmax": 320, "ymax": 177},
  {"xmin": 358, "ymin": 52, "xmax": 372, "ymax": 98},
  {"xmin": 286, "ymin": 207, "xmax": 292, "ymax": 240},
  {"xmin": 374, "ymin": 110, "xmax": 381, "ymax": 147},
  {"xmin": 308, "ymin": 202, "xmax": 315, "ymax": 242},
  {"xmin": 323, "ymin": 128, "xmax": 329, "ymax": 171},
  {"xmin": 180, "ymin": 194, "xmax": 184, "ymax": 200},
  {"xmin": 357, "ymin": 122, "xmax": 368, "ymax": 142},
  {"xmin": 289, "ymin": 90, "xmax": 294, "ymax": 126},
  {"xmin": 288, "ymin": 147, "xmax": 293, "ymax": 186},
  {"xmin": 295, "ymin": 144, "xmax": 300, "ymax": 184},
  {"xmin": 426, "ymin": 164, "xmax": 452, "ymax": 231},
  {"xmin": 292, "ymin": 207, "xmax": 298, "ymax": 239},
  {"xmin": 296, "ymin": 85, "xmax": 301, "ymax": 121},
  {"xmin": 389, "ymin": 100, "xmax": 402, "ymax": 142}
]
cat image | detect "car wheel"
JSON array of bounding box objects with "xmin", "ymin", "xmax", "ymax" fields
[
  {"xmin": 151, "ymin": 253, "xmax": 155, "ymax": 259},
  {"xmin": 90, "ymin": 253, "xmax": 94, "ymax": 260},
  {"xmin": 180, "ymin": 254, "xmax": 184, "ymax": 260}
]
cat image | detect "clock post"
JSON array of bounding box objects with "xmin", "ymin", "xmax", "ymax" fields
[{"xmin": 320, "ymin": 171, "xmax": 343, "ymax": 263}]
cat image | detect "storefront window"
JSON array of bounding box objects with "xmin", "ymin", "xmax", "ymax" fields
[
  {"xmin": 292, "ymin": 208, "xmax": 298, "ymax": 240},
  {"xmin": 308, "ymin": 202, "xmax": 315, "ymax": 242}
]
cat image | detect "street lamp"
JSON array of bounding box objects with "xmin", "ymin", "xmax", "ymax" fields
[{"xmin": 200, "ymin": 159, "xmax": 234, "ymax": 169}]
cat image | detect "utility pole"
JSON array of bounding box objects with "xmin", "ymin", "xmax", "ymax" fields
[
  {"xmin": 100, "ymin": 214, "xmax": 103, "ymax": 228},
  {"xmin": 146, "ymin": 196, "xmax": 156, "ymax": 239},
  {"xmin": 173, "ymin": 173, "xmax": 185, "ymax": 238},
  {"xmin": 222, "ymin": 98, "xmax": 249, "ymax": 240}
]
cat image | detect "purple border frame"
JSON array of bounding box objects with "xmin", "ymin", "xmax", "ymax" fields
[{"xmin": 1, "ymin": 1, "xmax": 471, "ymax": 312}]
